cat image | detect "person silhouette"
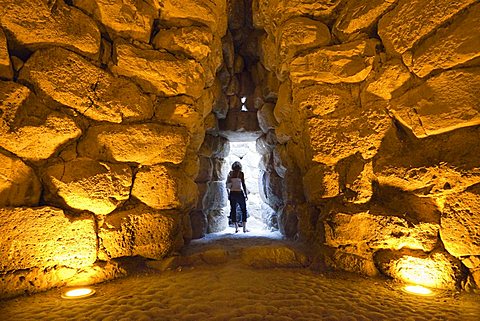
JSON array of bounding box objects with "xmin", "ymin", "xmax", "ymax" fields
[{"xmin": 226, "ymin": 161, "xmax": 248, "ymax": 233}]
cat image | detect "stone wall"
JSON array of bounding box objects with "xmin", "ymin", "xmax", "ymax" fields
[
  {"xmin": 0, "ymin": 0, "xmax": 228, "ymax": 298},
  {"xmin": 253, "ymin": 0, "xmax": 480, "ymax": 291}
]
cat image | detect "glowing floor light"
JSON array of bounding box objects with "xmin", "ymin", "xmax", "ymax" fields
[
  {"xmin": 403, "ymin": 284, "xmax": 434, "ymax": 296},
  {"xmin": 61, "ymin": 287, "xmax": 96, "ymax": 299}
]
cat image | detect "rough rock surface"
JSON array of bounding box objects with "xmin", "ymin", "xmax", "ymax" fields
[
  {"xmin": 441, "ymin": 184, "xmax": 480, "ymax": 257},
  {"xmin": 98, "ymin": 205, "xmax": 182, "ymax": 260},
  {"xmin": 0, "ymin": 0, "xmax": 100, "ymax": 58},
  {"xmin": 390, "ymin": 68, "xmax": 480, "ymax": 137},
  {"xmin": 0, "ymin": 207, "xmax": 96, "ymax": 272},
  {"xmin": 19, "ymin": 47, "xmax": 154, "ymax": 123},
  {"xmin": 378, "ymin": 0, "xmax": 477, "ymax": 56},
  {"xmin": 0, "ymin": 152, "xmax": 41, "ymax": 207},
  {"xmin": 241, "ymin": 245, "xmax": 309, "ymax": 268},
  {"xmin": 153, "ymin": 26, "xmax": 213, "ymax": 61},
  {"xmin": 43, "ymin": 158, "xmax": 132, "ymax": 215},
  {"xmin": 78, "ymin": 124, "xmax": 189, "ymax": 165},
  {"xmin": 112, "ymin": 41, "xmax": 205, "ymax": 98},
  {"xmin": 132, "ymin": 165, "xmax": 197, "ymax": 210},
  {"xmin": 0, "ymin": 29, "xmax": 12, "ymax": 79},
  {"xmin": 364, "ymin": 59, "xmax": 411, "ymax": 100},
  {"xmin": 73, "ymin": 0, "xmax": 158, "ymax": 43}
]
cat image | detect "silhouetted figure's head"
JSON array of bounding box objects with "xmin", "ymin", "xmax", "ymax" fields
[{"xmin": 232, "ymin": 161, "xmax": 242, "ymax": 171}]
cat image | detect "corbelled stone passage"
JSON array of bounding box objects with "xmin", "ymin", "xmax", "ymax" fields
[{"xmin": 1, "ymin": 0, "xmax": 480, "ymax": 300}]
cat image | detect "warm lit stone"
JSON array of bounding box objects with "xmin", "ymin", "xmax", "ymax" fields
[
  {"xmin": 441, "ymin": 184, "xmax": 480, "ymax": 257},
  {"xmin": 111, "ymin": 40, "xmax": 205, "ymax": 98},
  {"xmin": 241, "ymin": 245, "xmax": 309, "ymax": 268},
  {"xmin": 0, "ymin": 207, "xmax": 96, "ymax": 272},
  {"xmin": 0, "ymin": 82, "xmax": 82, "ymax": 161},
  {"xmin": 364, "ymin": 59, "xmax": 412, "ymax": 100},
  {"xmin": 159, "ymin": 0, "xmax": 227, "ymax": 36},
  {"xmin": 253, "ymin": 0, "xmax": 341, "ymax": 34},
  {"xmin": 0, "ymin": 29, "xmax": 12, "ymax": 79},
  {"xmin": 289, "ymin": 39, "xmax": 378, "ymax": 85},
  {"xmin": 20, "ymin": 47, "xmax": 153, "ymax": 123},
  {"xmin": 73, "ymin": 0, "xmax": 158, "ymax": 43},
  {"xmin": 333, "ymin": 0, "xmax": 397, "ymax": 42},
  {"xmin": 78, "ymin": 123, "xmax": 189, "ymax": 165},
  {"xmin": 303, "ymin": 164, "xmax": 340, "ymax": 202},
  {"xmin": 0, "ymin": 0, "xmax": 100, "ymax": 58},
  {"xmin": 376, "ymin": 250, "xmax": 463, "ymax": 290},
  {"xmin": 326, "ymin": 249, "xmax": 379, "ymax": 277},
  {"xmin": 378, "ymin": 0, "xmax": 476, "ymax": 56},
  {"xmin": 0, "ymin": 152, "xmax": 41, "ymax": 207},
  {"xmin": 276, "ymin": 17, "xmax": 330, "ymax": 78},
  {"xmin": 325, "ymin": 212, "xmax": 439, "ymax": 252},
  {"xmin": 132, "ymin": 165, "xmax": 197, "ymax": 210},
  {"xmin": 406, "ymin": 3, "xmax": 480, "ymax": 78},
  {"xmin": 293, "ymin": 84, "xmax": 390, "ymax": 165},
  {"xmin": 43, "ymin": 158, "xmax": 132, "ymax": 215},
  {"xmin": 389, "ymin": 68, "xmax": 480, "ymax": 138},
  {"xmin": 98, "ymin": 205, "xmax": 182, "ymax": 260},
  {"xmin": 153, "ymin": 26, "xmax": 213, "ymax": 61}
]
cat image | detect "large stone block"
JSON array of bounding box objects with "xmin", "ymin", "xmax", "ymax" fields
[
  {"xmin": 325, "ymin": 212, "xmax": 439, "ymax": 252},
  {"xmin": 43, "ymin": 158, "xmax": 132, "ymax": 215},
  {"xmin": 0, "ymin": 152, "xmax": 41, "ymax": 207},
  {"xmin": 78, "ymin": 123, "xmax": 189, "ymax": 165},
  {"xmin": 293, "ymin": 84, "xmax": 391, "ymax": 165},
  {"xmin": 407, "ymin": 3, "xmax": 480, "ymax": 78},
  {"xmin": 303, "ymin": 164, "xmax": 340, "ymax": 202},
  {"xmin": 98, "ymin": 205, "xmax": 182, "ymax": 260},
  {"xmin": 206, "ymin": 209, "xmax": 228, "ymax": 233},
  {"xmin": 333, "ymin": 0, "xmax": 398, "ymax": 42},
  {"xmin": 19, "ymin": 47, "xmax": 154, "ymax": 123},
  {"xmin": 73, "ymin": 0, "xmax": 158, "ymax": 43},
  {"xmin": 132, "ymin": 165, "xmax": 198, "ymax": 210},
  {"xmin": 0, "ymin": 0, "xmax": 100, "ymax": 58},
  {"xmin": 378, "ymin": 0, "xmax": 476, "ymax": 56},
  {"xmin": 159, "ymin": 0, "xmax": 228, "ymax": 37},
  {"xmin": 0, "ymin": 82, "xmax": 82, "ymax": 161},
  {"xmin": 257, "ymin": 103, "xmax": 278, "ymax": 133},
  {"xmin": 153, "ymin": 26, "xmax": 213, "ymax": 61},
  {"xmin": 0, "ymin": 207, "xmax": 96, "ymax": 272},
  {"xmin": 202, "ymin": 181, "xmax": 228, "ymax": 210},
  {"xmin": 390, "ymin": 68, "xmax": 480, "ymax": 138},
  {"xmin": 190, "ymin": 210, "xmax": 207, "ymax": 239},
  {"xmin": 111, "ymin": 40, "xmax": 205, "ymax": 98},
  {"xmin": 364, "ymin": 59, "xmax": 412, "ymax": 100},
  {"xmin": 219, "ymin": 110, "xmax": 263, "ymax": 142},
  {"xmin": 289, "ymin": 39, "xmax": 378, "ymax": 86},
  {"xmin": 198, "ymin": 134, "xmax": 230, "ymax": 158},
  {"xmin": 441, "ymin": 184, "xmax": 480, "ymax": 257},
  {"xmin": 0, "ymin": 29, "xmax": 12, "ymax": 79}
]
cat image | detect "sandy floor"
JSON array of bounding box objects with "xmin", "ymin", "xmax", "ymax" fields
[{"xmin": 1, "ymin": 230, "xmax": 479, "ymax": 321}]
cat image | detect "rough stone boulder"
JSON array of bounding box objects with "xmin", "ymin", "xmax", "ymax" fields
[
  {"xmin": 389, "ymin": 68, "xmax": 480, "ymax": 138},
  {"xmin": 19, "ymin": 47, "xmax": 154, "ymax": 123},
  {"xmin": 440, "ymin": 183, "xmax": 480, "ymax": 257},
  {"xmin": 325, "ymin": 212, "xmax": 439, "ymax": 252},
  {"xmin": 43, "ymin": 158, "xmax": 132, "ymax": 215},
  {"xmin": 206, "ymin": 209, "xmax": 228, "ymax": 233},
  {"xmin": 0, "ymin": 0, "xmax": 100, "ymax": 58},
  {"xmin": 132, "ymin": 165, "xmax": 198, "ymax": 210},
  {"xmin": 303, "ymin": 164, "xmax": 340, "ymax": 202},
  {"xmin": 203, "ymin": 181, "xmax": 228, "ymax": 210},
  {"xmin": 374, "ymin": 126, "xmax": 480, "ymax": 196},
  {"xmin": 111, "ymin": 40, "xmax": 205, "ymax": 98},
  {"xmin": 159, "ymin": 0, "xmax": 228, "ymax": 37},
  {"xmin": 0, "ymin": 29, "xmax": 12, "ymax": 79},
  {"xmin": 276, "ymin": 17, "xmax": 330, "ymax": 78},
  {"xmin": 78, "ymin": 123, "xmax": 189, "ymax": 165},
  {"xmin": 241, "ymin": 245, "xmax": 309, "ymax": 268},
  {"xmin": 73, "ymin": 0, "xmax": 158, "ymax": 43},
  {"xmin": 153, "ymin": 26, "xmax": 214, "ymax": 61},
  {"xmin": 289, "ymin": 39, "xmax": 378, "ymax": 85},
  {"xmin": 363, "ymin": 59, "xmax": 412, "ymax": 100},
  {"xmin": 257, "ymin": 103, "xmax": 279, "ymax": 133},
  {"xmin": 198, "ymin": 134, "xmax": 230, "ymax": 158},
  {"xmin": 219, "ymin": 110, "xmax": 263, "ymax": 142},
  {"xmin": 293, "ymin": 84, "xmax": 391, "ymax": 165},
  {"xmin": 375, "ymin": 250, "xmax": 464, "ymax": 290},
  {"xmin": 98, "ymin": 205, "xmax": 182, "ymax": 260},
  {"xmin": 0, "ymin": 207, "xmax": 96, "ymax": 272},
  {"xmin": 333, "ymin": 0, "xmax": 398, "ymax": 42},
  {"xmin": 378, "ymin": 0, "xmax": 476, "ymax": 56},
  {"xmin": 0, "ymin": 81, "xmax": 82, "ymax": 161},
  {"xmin": 406, "ymin": 3, "xmax": 480, "ymax": 78},
  {"xmin": 0, "ymin": 152, "xmax": 41, "ymax": 207},
  {"xmin": 253, "ymin": 0, "xmax": 341, "ymax": 35}
]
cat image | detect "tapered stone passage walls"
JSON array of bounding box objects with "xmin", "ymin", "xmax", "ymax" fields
[{"xmin": 1, "ymin": 0, "xmax": 480, "ymax": 298}]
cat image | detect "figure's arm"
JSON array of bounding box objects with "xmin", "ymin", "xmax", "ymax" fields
[{"xmin": 241, "ymin": 172, "xmax": 248, "ymax": 200}]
